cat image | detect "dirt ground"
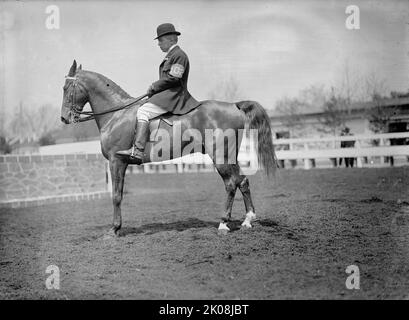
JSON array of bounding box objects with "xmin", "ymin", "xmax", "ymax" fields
[{"xmin": 1, "ymin": 167, "xmax": 409, "ymax": 299}]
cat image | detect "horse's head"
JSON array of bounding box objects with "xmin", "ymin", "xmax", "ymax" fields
[{"xmin": 61, "ymin": 60, "xmax": 88, "ymax": 124}]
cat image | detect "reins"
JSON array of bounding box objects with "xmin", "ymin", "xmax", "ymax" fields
[
  {"xmin": 65, "ymin": 75, "xmax": 149, "ymax": 123},
  {"xmin": 75, "ymin": 94, "xmax": 149, "ymax": 123}
]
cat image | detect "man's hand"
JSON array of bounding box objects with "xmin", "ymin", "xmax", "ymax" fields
[{"xmin": 147, "ymin": 84, "xmax": 155, "ymax": 97}]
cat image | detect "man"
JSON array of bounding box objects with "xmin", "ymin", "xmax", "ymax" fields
[
  {"xmin": 340, "ymin": 126, "xmax": 355, "ymax": 167},
  {"xmin": 116, "ymin": 23, "xmax": 199, "ymax": 162}
]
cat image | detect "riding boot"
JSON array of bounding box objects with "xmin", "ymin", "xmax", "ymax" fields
[{"xmin": 116, "ymin": 121, "xmax": 150, "ymax": 163}]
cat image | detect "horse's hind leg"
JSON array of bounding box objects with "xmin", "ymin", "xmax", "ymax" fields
[
  {"xmin": 238, "ymin": 176, "xmax": 256, "ymax": 229},
  {"xmin": 214, "ymin": 164, "xmax": 243, "ymax": 233}
]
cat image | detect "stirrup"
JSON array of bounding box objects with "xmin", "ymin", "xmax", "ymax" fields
[{"xmin": 129, "ymin": 146, "xmax": 145, "ymax": 160}]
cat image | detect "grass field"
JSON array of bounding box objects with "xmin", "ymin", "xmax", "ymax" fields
[{"xmin": 1, "ymin": 167, "xmax": 409, "ymax": 299}]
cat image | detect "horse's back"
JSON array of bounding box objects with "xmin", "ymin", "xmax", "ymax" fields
[{"xmin": 166, "ymin": 100, "xmax": 244, "ymax": 131}]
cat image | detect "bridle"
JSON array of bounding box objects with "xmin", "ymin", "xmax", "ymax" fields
[
  {"xmin": 64, "ymin": 75, "xmax": 149, "ymax": 123},
  {"xmin": 64, "ymin": 75, "xmax": 88, "ymax": 123}
]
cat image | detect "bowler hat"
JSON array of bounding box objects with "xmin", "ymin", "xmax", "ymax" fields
[{"xmin": 154, "ymin": 23, "xmax": 181, "ymax": 40}]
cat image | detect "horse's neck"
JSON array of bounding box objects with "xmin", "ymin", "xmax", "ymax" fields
[
  {"xmin": 88, "ymin": 92, "xmax": 133, "ymax": 130},
  {"xmin": 82, "ymin": 72, "xmax": 133, "ymax": 130}
]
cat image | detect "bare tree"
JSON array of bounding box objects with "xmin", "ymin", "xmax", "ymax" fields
[
  {"xmin": 275, "ymin": 97, "xmax": 305, "ymax": 132},
  {"xmin": 363, "ymin": 73, "xmax": 389, "ymax": 101},
  {"xmin": 275, "ymin": 84, "xmax": 327, "ymax": 136},
  {"xmin": 363, "ymin": 74, "xmax": 394, "ymax": 134},
  {"xmin": 337, "ymin": 60, "xmax": 363, "ymax": 114},
  {"xmin": 298, "ymin": 84, "xmax": 327, "ymax": 108},
  {"xmin": 35, "ymin": 104, "xmax": 61, "ymax": 137},
  {"xmin": 317, "ymin": 88, "xmax": 348, "ymax": 136},
  {"xmin": 6, "ymin": 102, "xmax": 61, "ymax": 141}
]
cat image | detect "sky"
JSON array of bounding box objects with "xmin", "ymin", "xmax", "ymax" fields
[{"xmin": 0, "ymin": 0, "xmax": 408, "ymax": 122}]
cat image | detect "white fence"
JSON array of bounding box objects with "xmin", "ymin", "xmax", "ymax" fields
[
  {"xmin": 37, "ymin": 132, "xmax": 409, "ymax": 172},
  {"xmin": 39, "ymin": 140, "xmax": 102, "ymax": 154},
  {"xmin": 272, "ymin": 132, "xmax": 409, "ymax": 169}
]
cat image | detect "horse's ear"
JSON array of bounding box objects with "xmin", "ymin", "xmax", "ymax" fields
[
  {"xmin": 78, "ymin": 64, "xmax": 82, "ymax": 71},
  {"xmin": 68, "ymin": 60, "xmax": 77, "ymax": 76}
]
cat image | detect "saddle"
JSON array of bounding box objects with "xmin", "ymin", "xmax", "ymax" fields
[{"xmin": 147, "ymin": 103, "xmax": 202, "ymax": 142}]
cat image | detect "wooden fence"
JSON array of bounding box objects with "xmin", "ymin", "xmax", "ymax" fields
[
  {"xmin": 136, "ymin": 132, "xmax": 409, "ymax": 172},
  {"xmin": 273, "ymin": 132, "xmax": 409, "ymax": 169}
]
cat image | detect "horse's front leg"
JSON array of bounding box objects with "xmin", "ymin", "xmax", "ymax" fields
[{"xmin": 104, "ymin": 157, "xmax": 128, "ymax": 238}]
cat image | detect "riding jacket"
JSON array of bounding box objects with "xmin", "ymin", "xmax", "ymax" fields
[{"xmin": 148, "ymin": 45, "xmax": 199, "ymax": 115}]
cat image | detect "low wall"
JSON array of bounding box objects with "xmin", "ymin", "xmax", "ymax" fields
[{"xmin": 0, "ymin": 154, "xmax": 111, "ymax": 208}]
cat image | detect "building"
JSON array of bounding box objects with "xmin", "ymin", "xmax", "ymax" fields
[
  {"xmin": 269, "ymin": 96, "xmax": 409, "ymax": 141},
  {"xmin": 268, "ymin": 96, "xmax": 409, "ymax": 168}
]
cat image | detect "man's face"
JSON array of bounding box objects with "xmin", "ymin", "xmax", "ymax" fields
[{"xmin": 157, "ymin": 35, "xmax": 174, "ymax": 53}]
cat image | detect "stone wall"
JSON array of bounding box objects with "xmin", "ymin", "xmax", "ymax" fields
[{"xmin": 0, "ymin": 154, "xmax": 111, "ymax": 208}]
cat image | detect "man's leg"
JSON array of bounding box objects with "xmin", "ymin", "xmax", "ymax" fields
[{"xmin": 116, "ymin": 103, "xmax": 168, "ymax": 162}]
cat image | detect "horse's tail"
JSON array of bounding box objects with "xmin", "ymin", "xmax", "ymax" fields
[{"xmin": 236, "ymin": 100, "xmax": 278, "ymax": 177}]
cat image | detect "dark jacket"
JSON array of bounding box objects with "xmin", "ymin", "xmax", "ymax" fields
[
  {"xmin": 340, "ymin": 131, "xmax": 355, "ymax": 148},
  {"xmin": 148, "ymin": 45, "xmax": 199, "ymax": 115}
]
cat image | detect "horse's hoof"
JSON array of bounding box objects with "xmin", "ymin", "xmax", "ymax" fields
[
  {"xmin": 241, "ymin": 220, "xmax": 252, "ymax": 229},
  {"xmin": 241, "ymin": 211, "xmax": 256, "ymax": 230},
  {"xmin": 218, "ymin": 222, "xmax": 230, "ymax": 235}
]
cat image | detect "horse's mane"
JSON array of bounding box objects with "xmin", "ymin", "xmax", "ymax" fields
[{"xmin": 79, "ymin": 70, "xmax": 133, "ymax": 100}]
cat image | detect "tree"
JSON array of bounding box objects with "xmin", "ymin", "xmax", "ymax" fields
[
  {"xmin": 336, "ymin": 60, "xmax": 374, "ymax": 115},
  {"xmin": 6, "ymin": 102, "xmax": 60, "ymax": 141},
  {"xmin": 363, "ymin": 73, "xmax": 389, "ymax": 101},
  {"xmin": 275, "ymin": 97, "xmax": 306, "ymax": 134},
  {"xmin": 317, "ymin": 88, "xmax": 348, "ymax": 136},
  {"xmin": 275, "ymin": 84, "xmax": 328, "ymax": 136},
  {"xmin": 363, "ymin": 74, "xmax": 394, "ymax": 134},
  {"xmin": 366, "ymin": 96, "xmax": 397, "ymax": 134},
  {"xmin": 38, "ymin": 132, "xmax": 56, "ymax": 146}
]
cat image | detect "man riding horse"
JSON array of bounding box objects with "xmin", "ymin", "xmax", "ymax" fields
[
  {"xmin": 61, "ymin": 24, "xmax": 277, "ymax": 236},
  {"xmin": 116, "ymin": 23, "xmax": 199, "ymax": 163}
]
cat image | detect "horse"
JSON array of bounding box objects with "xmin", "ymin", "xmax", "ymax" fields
[{"xmin": 60, "ymin": 60, "xmax": 278, "ymax": 238}]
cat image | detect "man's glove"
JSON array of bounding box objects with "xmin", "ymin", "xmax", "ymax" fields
[{"xmin": 147, "ymin": 84, "xmax": 155, "ymax": 97}]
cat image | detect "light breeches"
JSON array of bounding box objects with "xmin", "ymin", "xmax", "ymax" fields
[{"xmin": 137, "ymin": 102, "xmax": 168, "ymax": 122}]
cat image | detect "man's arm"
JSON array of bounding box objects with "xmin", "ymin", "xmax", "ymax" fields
[{"xmin": 148, "ymin": 54, "xmax": 187, "ymax": 96}]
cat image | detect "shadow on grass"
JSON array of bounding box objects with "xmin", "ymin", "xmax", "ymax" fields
[
  {"xmin": 119, "ymin": 217, "xmax": 287, "ymax": 236},
  {"xmin": 120, "ymin": 218, "xmax": 220, "ymax": 236},
  {"xmin": 119, "ymin": 218, "xmax": 290, "ymax": 236},
  {"xmin": 75, "ymin": 218, "xmax": 297, "ymax": 243}
]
